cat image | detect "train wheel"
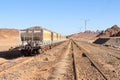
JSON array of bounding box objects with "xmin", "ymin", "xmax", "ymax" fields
[
  {"xmin": 24, "ymin": 53, "xmax": 29, "ymax": 56},
  {"xmin": 37, "ymin": 49, "xmax": 42, "ymax": 54},
  {"xmin": 49, "ymin": 45, "xmax": 52, "ymax": 49}
]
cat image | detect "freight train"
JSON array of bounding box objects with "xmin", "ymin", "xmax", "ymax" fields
[{"xmin": 20, "ymin": 26, "xmax": 66, "ymax": 56}]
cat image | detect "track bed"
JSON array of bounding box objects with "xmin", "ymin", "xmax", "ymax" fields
[{"xmin": 0, "ymin": 40, "xmax": 119, "ymax": 80}]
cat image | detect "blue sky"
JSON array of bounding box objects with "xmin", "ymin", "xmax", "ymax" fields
[{"xmin": 0, "ymin": 0, "xmax": 120, "ymax": 35}]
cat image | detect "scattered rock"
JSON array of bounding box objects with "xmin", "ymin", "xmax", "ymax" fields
[{"xmin": 43, "ymin": 57, "xmax": 49, "ymax": 61}]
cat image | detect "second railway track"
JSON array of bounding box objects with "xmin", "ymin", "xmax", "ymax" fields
[{"xmin": 71, "ymin": 40, "xmax": 108, "ymax": 80}]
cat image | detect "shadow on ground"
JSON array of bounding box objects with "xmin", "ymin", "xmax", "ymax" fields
[
  {"xmin": 93, "ymin": 38, "xmax": 110, "ymax": 44},
  {"xmin": 0, "ymin": 48, "xmax": 22, "ymax": 60}
]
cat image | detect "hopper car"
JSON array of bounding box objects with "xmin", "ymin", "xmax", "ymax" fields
[{"xmin": 20, "ymin": 26, "xmax": 66, "ymax": 56}]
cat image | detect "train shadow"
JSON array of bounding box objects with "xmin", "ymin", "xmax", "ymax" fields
[{"xmin": 0, "ymin": 48, "xmax": 23, "ymax": 60}]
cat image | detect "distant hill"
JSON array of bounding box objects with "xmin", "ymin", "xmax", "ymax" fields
[
  {"xmin": 0, "ymin": 29, "xmax": 19, "ymax": 47},
  {"xmin": 67, "ymin": 30, "xmax": 101, "ymax": 42},
  {"xmin": 0, "ymin": 29, "xmax": 19, "ymax": 40},
  {"xmin": 97, "ymin": 25, "xmax": 120, "ymax": 37}
]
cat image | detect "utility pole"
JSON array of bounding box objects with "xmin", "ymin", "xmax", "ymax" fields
[
  {"xmin": 84, "ymin": 19, "xmax": 89, "ymax": 31},
  {"xmin": 80, "ymin": 18, "xmax": 89, "ymax": 32}
]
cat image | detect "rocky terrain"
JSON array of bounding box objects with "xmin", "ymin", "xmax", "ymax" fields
[
  {"xmin": 97, "ymin": 25, "xmax": 120, "ymax": 37},
  {"xmin": 67, "ymin": 25, "xmax": 120, "ymax": 49},
  {"xmin": 67, "ymin": 25, "xmax": 120, "ymax": 41},
  {"xmin": 94, "ymin": 25, "xmax": 120, "ymax": 48}
]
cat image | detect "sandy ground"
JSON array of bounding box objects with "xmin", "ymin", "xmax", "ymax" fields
[{"xmin": 0, "ymin": 40, "xmax": 119, "ymax": 80}]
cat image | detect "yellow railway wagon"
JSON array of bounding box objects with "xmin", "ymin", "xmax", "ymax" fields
[
  {"xmin": 61, "ymin": 36, "xmax": 66, "ymax": 40},
  {"xmin": 43, "ymin": 29, "xmax": 51, "ymax": 40},
  {"xmin": 57, "ymin": 34, "xmax": 61, "ymax": 40},
  {"xmin": 53, "ymin": 32, "xmax": 57, "ymax": 40},
  {"xmin": 20, "ymin": 26, "xmax": 66, "ymax": 47},
  {"xmin": 63, "ymin": 36, "xmax": 66, "ymax": 40},
  {"xmin": 59, "ymin": 35, "xmax": 61, "ymax": 39},
  {"xmin": 42, "ymin": 29, "xmax": 52, "ymax": 45},
  {"xmin": 20, "ymin": 26, "xmax": 67, "ymax": 56},
  {"xmin": 61, "ymin": 36, "xmax": 63, "ymax": 39}
]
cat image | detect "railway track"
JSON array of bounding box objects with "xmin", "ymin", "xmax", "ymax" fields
[
  {"xmin": 0, "ymin": 41, "xmax": 68, "ymax": 76},
  {"xmin": 47, "ymin": 41, "xmax": 74, "ymax": 80},
  {"xmin": 48, "ymin": 40, "xmax": 108, "ymax": 79},
  {"xmin": 71, "ymin": 40, "xmax": 108, "ymax": 80},
  {"xmin": 71, "ymin": 42, "xmax": 78, "ymax": 80}
]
